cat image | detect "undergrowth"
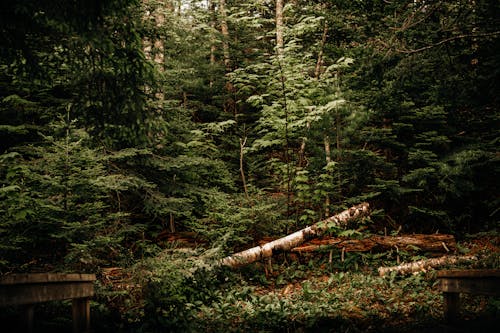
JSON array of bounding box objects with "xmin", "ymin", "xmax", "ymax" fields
[{"xmin": 92, "ymin": 244, "xmax": 500, "ymax": 332}]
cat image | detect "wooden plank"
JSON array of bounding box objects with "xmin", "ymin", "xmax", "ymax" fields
[
  {"xmin": 23, "ymin": 304, "xmax": 35, "ymax": 333},
  {"xmin": 439, "ymin": 278, "xmax": 500, "ymax": 296},
  {"xmin": 0, "ymin": 282, "xmax": 95, "ymax": 306},
  {"xmin": 0, "ymin": 273, "xmax": 96, "ymax": 285},
  {"xmin": 443, "ymin": 292, "xmax": 460, "ymax": 323},
  {"xmin": 437, "ymin": 269, "xmax": 500, "ymax": 279},
  {"xmin": 72, "ymin": 298, "xmax": 91, "ymax": 333}
]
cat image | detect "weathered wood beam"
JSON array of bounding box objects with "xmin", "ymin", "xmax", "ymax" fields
[
  {"xmin": 0, "ymin": 273, "xmax": 95, "ymax": 306},
  {"xmin": 437, "ymin": 269, "xmax": 500, "ymax": 323},
  {"xmin": 0, "ymin": 273, "xmax": 96, "ymax": 333},
  {"xmin": 438, "ymin": 269, "xmax": 500, "ymax": 296}
]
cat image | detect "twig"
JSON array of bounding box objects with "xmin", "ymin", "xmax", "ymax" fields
[{"xmin": 397, "ymin": 31, "xmax": 500, "ymax": 54}]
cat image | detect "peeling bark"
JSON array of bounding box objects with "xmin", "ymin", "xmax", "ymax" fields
[
  {"xmin": 276, "ymin": 0, "xmax": 284, "ymax": 56},
  {"xmin": 378, "ymin": 255, "xmax": 477, "ymax": 276},
  {"xmin": 221, "ymin": 203, "xmax": 370, "ymax": 267}
]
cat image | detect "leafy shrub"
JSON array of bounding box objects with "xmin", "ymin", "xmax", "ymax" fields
[{"xmin": 135, "ymin": 247, "xmax": 227, "ymax": 332}]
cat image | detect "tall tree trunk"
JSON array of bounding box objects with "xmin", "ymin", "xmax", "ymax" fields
[
  {"xmin": 324, "ymin": 135, "xmax": 331, "ymax": 217},
  {"xmin": 314, "ymin": 22, "xmax": 328, "ymax": 79},
  {"xmin": 218, "ymin": 0, "xmax": 236, "ymax": 115},
  {"xmin": 221, "ymin": 203, "xmax": 370, "ymax": 267},
  {"xmin": 218, "ymin": 0, "xmax": 230, "ymax": 70},
  {"xmin": 143, "ymin": 1, "xmax": 167, "ymax": 99},
  {"xmin": 143, "ymin": 3, "xmax": 164, "ymax": 65},
  {"xmin": 334, "ymin": 72, "xmax": 342, "ymax": 200},
  {"xmin": 209, "ymin": 0, "xmax": 216, "ymax": 87},
  {"xmin": 319, "ymin": 21, "xmax": 332, "ymax": 217},
  {"xmin": 276, "ymin": 0, "xmax": 284, "ymax": 56},
  {"xmin": 277, "ymin": 57, "xmax": 291, "ymax": 220},
  {"xmin": 240, "ymin": 136, "xmax": 250, "ymax": 202},
  {"xmin": 154, "ymin": 1, "xmax": 166, "ymax": 66}
]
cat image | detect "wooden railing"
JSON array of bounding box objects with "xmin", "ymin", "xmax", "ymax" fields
[
  {"xmin": 0, "ymin": 273, "xmax": 96, "ymax": 333},
  {"xmin": 437, "ymin": 269, "xmax": 500, "ymax": 322}
]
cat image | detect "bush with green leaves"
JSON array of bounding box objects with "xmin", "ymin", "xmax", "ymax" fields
[{"xmin": 135, "ymin": 247, "xmax": 229, "ymax": 332}]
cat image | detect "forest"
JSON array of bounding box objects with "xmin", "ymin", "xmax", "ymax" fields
[{"xmin": 0, "ymin": 0, "xmax": 499, "ymax": 332}]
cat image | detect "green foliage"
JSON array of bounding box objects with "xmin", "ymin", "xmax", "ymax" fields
[
  {"xmin": 189, "ymin": 270, "xmax": 443, "ymax": 332},
  {"xmin": 193, "ymin": 191, "xmax": 289, "ymax": 250},
  {"xmin": 1, "ymin": 0, "xmax": 155, "ymax": 148},
  {"xmin": 0, "ymin": 0, "xmax": 499, "ymax": 329},
  {"xmin": 336, "ymin": 0, "xmax": 500, "ymax": 232},
  {"xmin": 0, "ymin": 117, "xmax": 150, "ymax": 272},
  {"xmin": 0, "ymin": 0, "xmax": 239, "ymax": 274},
  {"xmin": 228, "ymin": 9, "xmax": 363, "ymax": 225},
  {"xmin": 136, "ymin": 247, "xmax": 226, "ymax": 332}
]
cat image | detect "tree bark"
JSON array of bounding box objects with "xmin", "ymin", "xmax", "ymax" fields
[
  {"xmin": 217, "ymin": 0, "xmax": 236, "ymax": 114},
  {"xmin": 221, "ymin": 202, "xmax": 370, "ymax": 267},
  {"xmin": 143, "ymin": 1, "xmax": 167, "ymax": 100},
  {"xmin": 276, "ymin": 0, "xmax": 284, "ymax": 56},
  {"xmin": 239, "ymin": 136, "xmax": 250, "ymax": 202},
  {"xmin": 291, "ymin": 234, "xmax": 457, "ymax": 253},
  {"xmin": 378, "ymin": 255, "xmax": 477, "ymax": 276},
  {"xmin": 209, "ymin": 0, "xmax": 216, "ymax": 87},
  {"xmin": 323, "ymin": 135, "xmax": 331, "ymax": 217},
  {"xmin": 218, "ymin": 0, "xmax": 231, "ymax": 70},
  {"xmin": 314, "ymin": 22, "xmax": 328, "ymax": 79}
]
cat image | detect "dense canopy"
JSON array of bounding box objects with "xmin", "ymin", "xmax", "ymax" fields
[{"xmin": 1, "ymin": 0, "xmax": 499, "ymax": 331}]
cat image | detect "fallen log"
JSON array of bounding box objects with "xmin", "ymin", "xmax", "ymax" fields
[
  {"xmin": 291, "ymin": 234, "xmax": 456, "ymax": 254},
  {"xmin": 377, "ymin": 255, "xmax": 477, "ymax": 276},
  {"xmin": 221, "ymin": 202, "xmax": 370, "ymax": 267}
]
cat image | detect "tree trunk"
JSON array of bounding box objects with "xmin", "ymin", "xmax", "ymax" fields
[
  {"xmin": 217, "ymin": 0, "xmax": 236, "ymax": 115},
  {"xmin": 209, "ymin": 0, "xmax": 216, "ymax": 87},
  {"xmin": 276, "ymin": 0, "xmax": 284, "ymax": 55},
  {"xmin": 218, "ymin": 0, "xmax": 230, "ymax": 70},
  {"xmin": 143, "ymin": 1, "xmax": 167, "ymax": 100},
  {"xmin": 323, "ymin": 135, "xmax": 331, "ymax": 217},
  {"xmin": 239, "ymin": 136, "xmax": 250, "ymax": 202},
  {"xmin": 291, "ymin": 234, "xmax": 457, "ymax": 253},
  {"xmin": 221, "ymin": 202, "xmax": 370, "ymax": 267},
  {"xmin": 319, "ymin": 22, "xmax": 334, "ymax": 217},
  {"xmin": 314, "ymin": 22, "xmax": 328, "ymax": 79},
  {"xmin": 378, "ymin": 255, "xmax": 477, "ymax": 276}
]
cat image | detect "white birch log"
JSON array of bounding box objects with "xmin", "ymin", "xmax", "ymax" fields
[
  {"xmin": 221, "ymin": 202, "xmax": 370, "ymax": 267},
  {"xmin": 377, "ymin": 255, "xmax": 477, "ymax": 277}
]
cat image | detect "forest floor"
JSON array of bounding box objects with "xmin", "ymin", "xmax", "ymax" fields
[
  {"xmin": 94, "ymin": 231, "xmax": 500, "ymax": 332},
  {"xmin": 7, "ymin": 232, "xmax": 496, "ymax": 332},
  {"xmin": 235, "ymin": 232, "xmax": 500, "ymax": 332}
]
